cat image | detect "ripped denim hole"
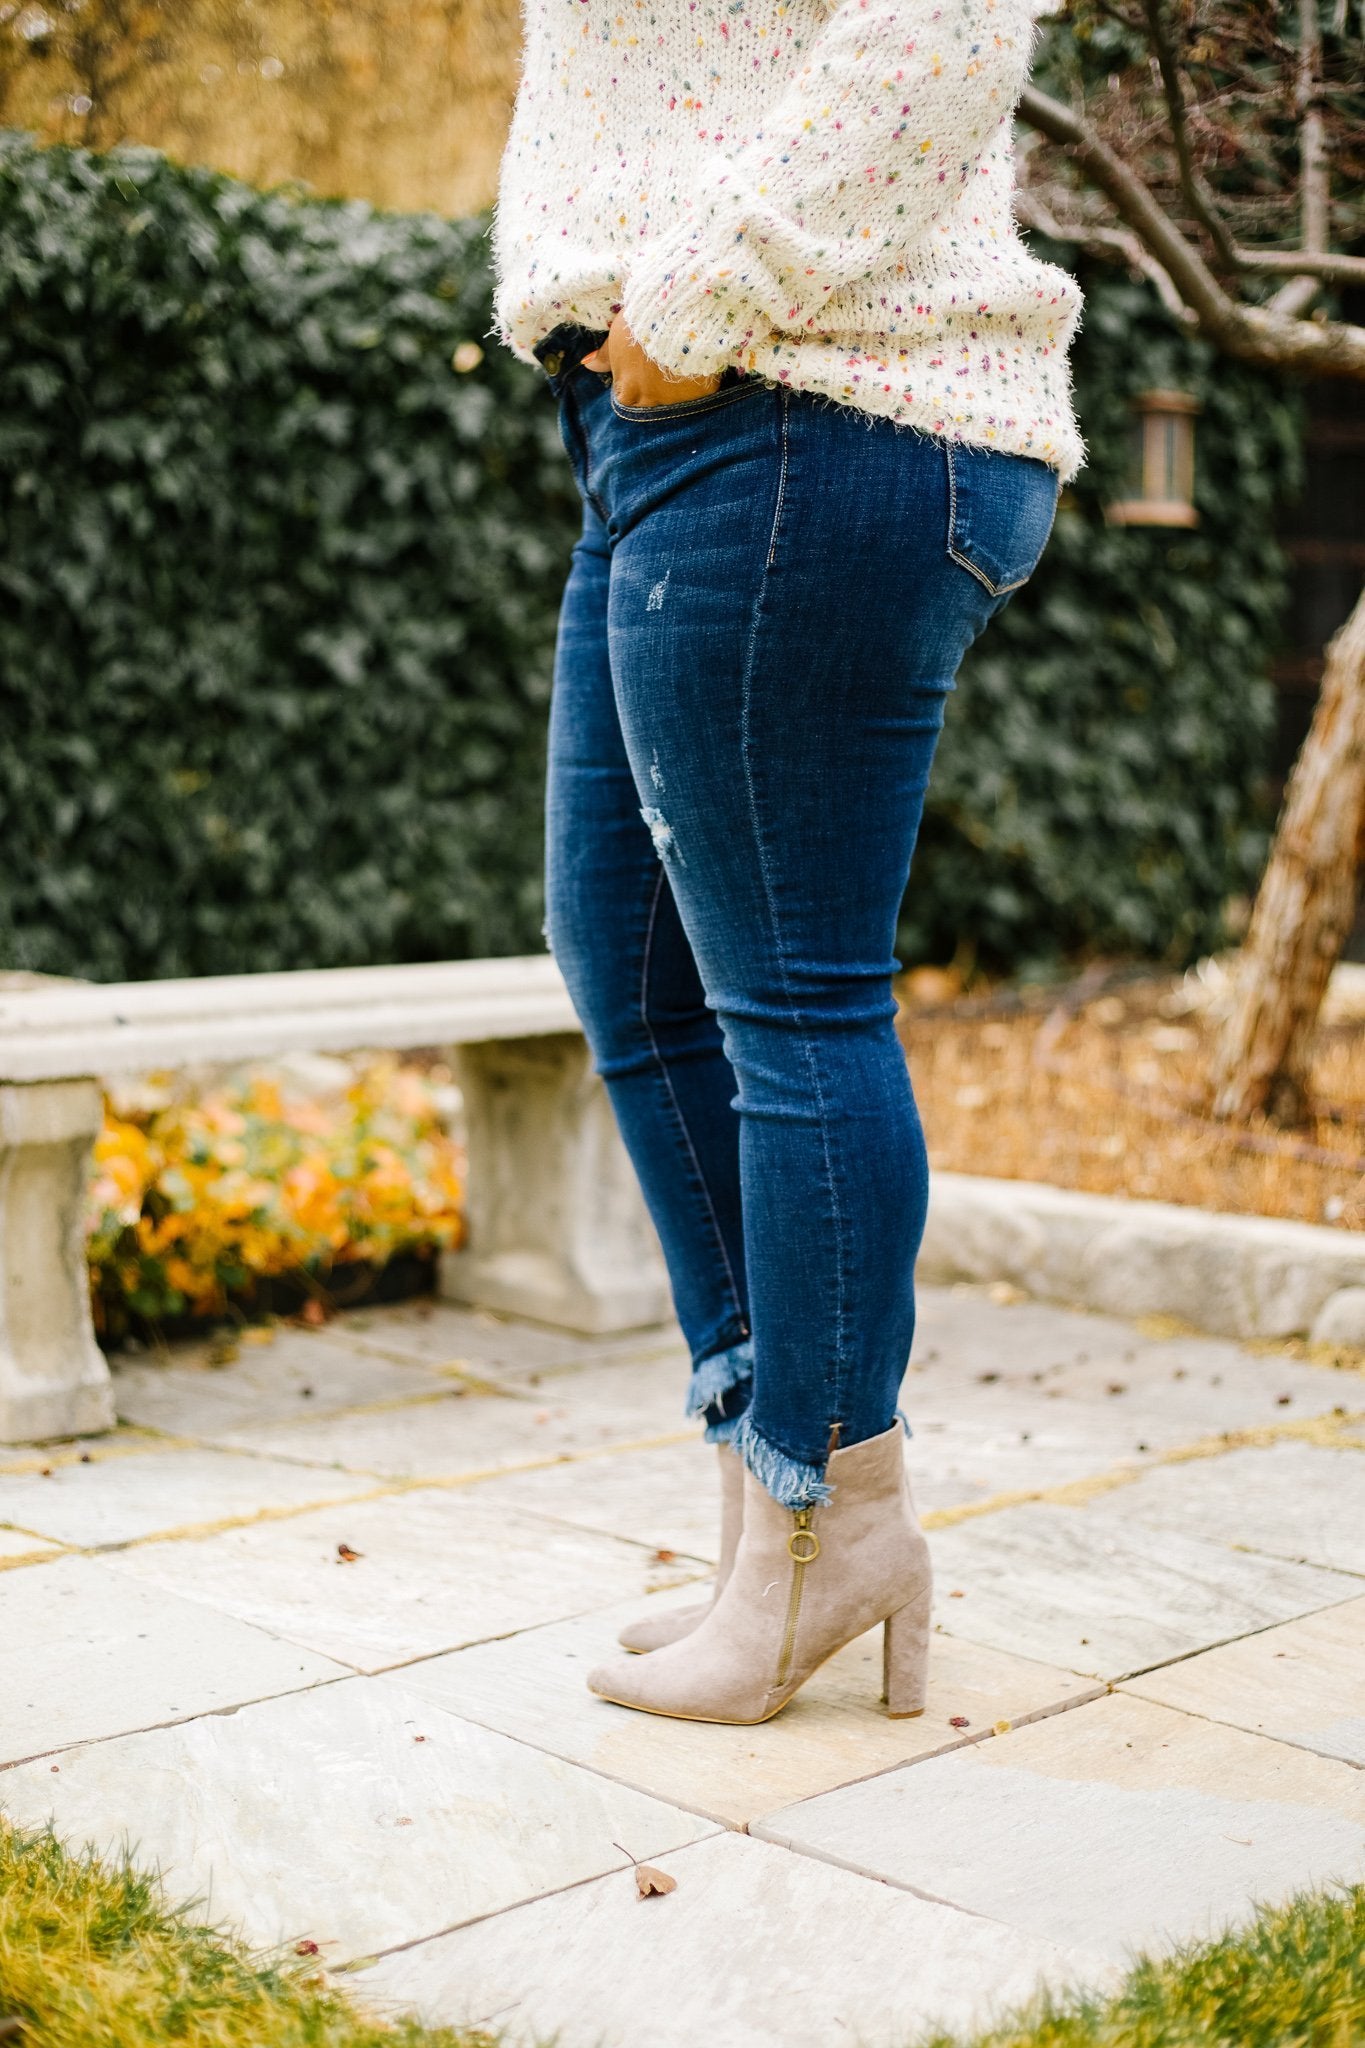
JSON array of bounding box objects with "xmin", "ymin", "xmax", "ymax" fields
[
  {"xmin": 731, "ymin": 1410, "xmax": 834, "ymax": 1510},
  {"xmin": 640, "ymin": 804, "xmax": 684, "ymax": 865}
]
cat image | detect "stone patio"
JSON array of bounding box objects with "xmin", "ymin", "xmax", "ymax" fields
[{"xmin": 2, "ymin": 1285, "xmax": 1363, "ymax": 2046}]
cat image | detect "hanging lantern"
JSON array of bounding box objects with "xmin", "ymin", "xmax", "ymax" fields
[{"xmin": 1106, "ymin": 389, "xmax": 1201, "ymax": 529}]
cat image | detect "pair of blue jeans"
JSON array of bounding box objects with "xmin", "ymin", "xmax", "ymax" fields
[{"xmin": 541, "ymin": 328, "xmax": 1059, "ymax": 1507}]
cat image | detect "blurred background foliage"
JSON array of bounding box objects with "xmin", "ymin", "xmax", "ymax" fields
[{"xmin": 0, "ymin": 2, "xmax": 1303, "ymax": 980}]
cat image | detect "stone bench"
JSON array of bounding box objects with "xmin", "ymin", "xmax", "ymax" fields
[{"xmin": 0, "ymin": 957, "xmax": 669, "ymax": 1444}]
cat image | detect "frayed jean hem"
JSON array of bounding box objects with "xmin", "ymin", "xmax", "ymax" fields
[
  {"xmin": 686, "ymin": 1337, "xmax": 754, "ymax": 1448},
  {"xmin": 730, "ymin": 1411, "xmax": 833, "ymax": 1510}
]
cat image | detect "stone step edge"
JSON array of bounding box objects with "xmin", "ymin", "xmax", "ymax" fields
[{"xmin": 919, "ymin": 1172, "xmax": 1365, "ymax": 1346}]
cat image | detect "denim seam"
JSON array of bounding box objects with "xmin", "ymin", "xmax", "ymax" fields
[
  {"xmin": 565, "ymin": 379, "xmax": 609, "ymax": 525},
  {"xmin": 639, "ymin": 860, "xmax": 748, "ymax": 1337},
  {"xmin": 765, "ymin": 389, "xmax": 791, "ymax": 571},
  {"xmin": 611, "ymin": 380, "xmax": 768, "ymax": 425},
  {"xmin": 737, "ymin": 386, "xmax": 849, "ymax": 1457}
]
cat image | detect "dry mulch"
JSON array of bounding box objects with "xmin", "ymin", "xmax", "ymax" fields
[{"xmin": 897, "ymin": 964, "xmax": 1365, "ymax": 1233}]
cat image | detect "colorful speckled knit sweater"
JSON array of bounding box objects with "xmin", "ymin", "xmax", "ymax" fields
[{"xmin": 493, "ymin": 0, "xmax": 1084, "ymax": 478}]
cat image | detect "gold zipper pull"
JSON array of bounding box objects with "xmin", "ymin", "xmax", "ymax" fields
[{"xmin": 788, "ymin": 1507, "xmax": 820, "ymax": 1563}]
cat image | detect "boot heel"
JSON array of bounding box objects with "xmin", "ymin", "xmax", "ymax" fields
[{"xmin": 882, "ymin": 1582, "xmax": 931, "ymax": 1717}]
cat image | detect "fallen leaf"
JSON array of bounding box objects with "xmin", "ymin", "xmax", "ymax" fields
[
  {"xmin": 949, "ymin": 1715, "xmax": 970, "ymax": 1729},
  {"xmin": 993, "ymin": 1719, "xmax": 1011, "ymax": 1735},
  {"xmin": 1277, "ymin": 1394, "xmax": 1292, "ymax": 1406},
  {"xmin": 1106, "ymin": 1383, "xmax": 1126, "ymax": 1396},
  {"xmin": 652, "ymin": 1548, "xmax": 676, "ymax": 1565},
  {"xmin": 395, "ymin": 1817, "xmax": 413, "ymax": 1828},
  {"xmin": 336, "ymin": 1543, "xmax": 363, "ymax": 1563},
  {"xmin": 295, "ymin": 1940, "xmax": 320, "ymax": 1956},
  {"xmin": 634, "ymin": 1865, "xmax": 677, "ymax": 1899},
  {"xmin": 949, "ymin": 1588, "xmax": 965, "ymax": 1598}
]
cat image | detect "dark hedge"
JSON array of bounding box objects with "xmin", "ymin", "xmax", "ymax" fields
[
  {"xmin": 0, "ymin": 133, "xmax": 578, "ymax": 979},
  {"xmin": 0, "ymin": 137, "xmax": 1299, "ymax": 982}
]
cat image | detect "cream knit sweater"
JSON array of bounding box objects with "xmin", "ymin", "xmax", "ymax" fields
[{"xmin": 493, "ymin": 0, "xmax": 1084, "ymax": 478}]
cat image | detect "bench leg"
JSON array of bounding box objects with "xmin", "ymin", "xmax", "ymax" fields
[
  {"xmin": 0, "ymin": 1081, "xmax": 115, "ymax": 1443},
  {"xmin": 440, "ymin": 1033, "xmax": 672, "ymax": 1335}
]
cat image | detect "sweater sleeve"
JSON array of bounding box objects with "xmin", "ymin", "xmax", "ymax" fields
[{"xmin": 621, "ymin": 0, "xmax": 1038, "ymax": 378}]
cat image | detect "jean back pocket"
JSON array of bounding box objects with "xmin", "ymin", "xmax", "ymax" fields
[{"xmin": 945, "ymin": 443, "xmax": 1061, "ymax": 598}]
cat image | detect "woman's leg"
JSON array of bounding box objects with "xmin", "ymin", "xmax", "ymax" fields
[
  {"xmin": 545, "ymin": 489, "xmax": 752, "ymax": 1407},
  {"xmin": 600, "ymin": 389, "xmax": 1058, "ymax": 1505}
]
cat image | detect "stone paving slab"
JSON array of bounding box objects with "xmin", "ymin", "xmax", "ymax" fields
[
  {"xmin": 331, "ymin": 1299, "xmax": 688, "ymax": 1384},
  {"xmin": 0, "ymin": 1556, "xmax": 345, "ymax": 1764},
  {"xmin": 467, "ymin": 1439, "xmax": 724, "ymax": 1562},
  {"xmin": 112, "ymin": 1327, "xmax": 455, "ymax": 1433},
  {"xmin": 928, "ymin": 1499, "xmax": 1356, "ymax": 1678},
  {"xmin": 910, "ymin": 1290, "xmax": 1351, "ymax": 1426},
  {"xmin": 211, "ymin": 1359, "xmax": 691, "ymax": 1480},
  {"xmin": 7, "ymin": 1285, "xmax": 1362, "ymax": 2047},
  {"xmin": 355, "ymin": 1829, "xmax": 1101, "ymax": 2048},
  {"xmin": 756, "ymin": 1691, "xmax": 1365, "ymax": 1966},
  {"xmin": 1079, "ymin": 1443, "xmax": 1365, "ymax": 1578},
  {"xmin": 0, "ymin": 1528, "xmax": 62, "ymax": 1563},
  {"xmin": 0, "ymin": 1677, "xmax": 715, "ymax": 1959},
  {"xmin": 394, "ymin": 1593, "xmax": 1102, "ymax": 1826},
  {"xmin": 1125, "ymin": 1596, "xmax": 1365, "ymax": 1768},
  {"xmin": 98, "ymin": 1487, "xmax": 699, "ymax": 1671},
  {"xmin": 0, "ymin": 1444, "xmax": 378, "ymax": 1548}
]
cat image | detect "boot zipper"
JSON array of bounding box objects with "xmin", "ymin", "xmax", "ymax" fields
[{"xmin": 775, "ymin": 1507, "xmax": 820, "ymax": 1689}]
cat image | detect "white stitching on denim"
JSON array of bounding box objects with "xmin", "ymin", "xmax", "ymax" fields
[
  {"xmin": 738, "ymin": 385, "xmax": 849, "ymax": 1446},
  {"xmin": 639, "ymin": 860, "xmax": 747, "ymax": 1331},
  {"xmin": 766, "ymin": 387, "xmax": 791, "ymax": 570}
]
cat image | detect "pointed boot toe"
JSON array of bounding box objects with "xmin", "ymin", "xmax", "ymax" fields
[
  {"xmin": 587, "ymin": 1653, "xmax": 655, "ymax": 1706},
  {"xmin": 614, "ymin": 1444, "xmax": 745, "ymax": 1653}
]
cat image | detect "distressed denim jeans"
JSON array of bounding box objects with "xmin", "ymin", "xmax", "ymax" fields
[{"xmin": 541, "ymin": 327, "xmax": 1059, "ymax": 1506}]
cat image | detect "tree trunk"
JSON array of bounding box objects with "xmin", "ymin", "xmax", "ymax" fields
[{"xmin": 1211, "ymin": 582, "xmax": 1365, "ymax": 1123}]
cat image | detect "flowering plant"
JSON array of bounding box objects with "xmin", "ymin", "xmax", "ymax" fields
[{"xmin": 87, "ymin": 1058, "xmax": 464, "ymax": 1338}]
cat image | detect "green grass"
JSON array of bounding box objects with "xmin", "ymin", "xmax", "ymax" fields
[
  {"xmin": 921, "ymin": 1883, "xmax": 1365, "ymax": 2048},
  {"xmin": 0, "ymin": 1823, "xmax": 490, "ymax": 2048},
  {"xmin": 2, "ymin": 1818, "xmax": 1362, "ymax": 2048}
]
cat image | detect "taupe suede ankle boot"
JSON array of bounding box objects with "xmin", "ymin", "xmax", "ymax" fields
[
  {"xmin": 617, "ymin": 1444, "xmax": 744, "ymax": 1653},
  {"xmin": 588, "ymin": 1421, "xmax": 931, "ymax": 1724}
]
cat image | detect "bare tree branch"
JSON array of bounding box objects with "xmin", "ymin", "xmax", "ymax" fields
[
  {"xmin": 1017, "ymin": 82, "xmax": 1365, "ymax": 379},
  {"xmin": 1142, "ymin": 0, "xmax": 1241, "ymax": 267},
  {"xmin": 1237, "ymin": 246, "xmax": 1365, "ymax": 281},
  {"xmin": 1014, "ymin": 187, "xmax": 1193, "ymax": 322},
  {"xmin": 1298, "ymin": 0, "xmax": 1330, "ymax": 256}
]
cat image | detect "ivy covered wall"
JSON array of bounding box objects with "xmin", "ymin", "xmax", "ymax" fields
[{"xmin": 0, "ymin": 138, "xmax": 1301, "ymax": 983}]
